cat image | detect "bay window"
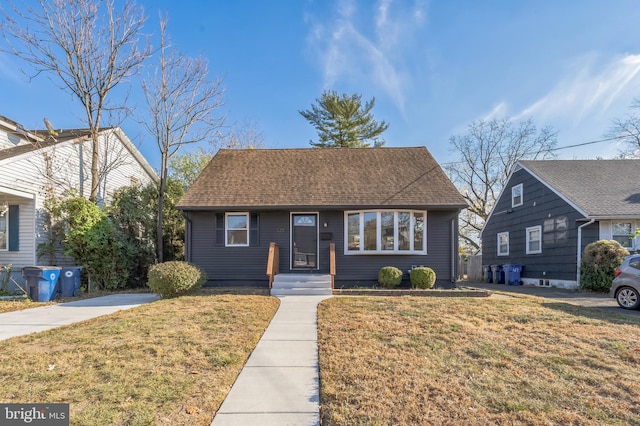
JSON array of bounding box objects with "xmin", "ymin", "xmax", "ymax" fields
[{"xmin": 345, "ymin": 210, "xmax": 427, "ymax": 254}]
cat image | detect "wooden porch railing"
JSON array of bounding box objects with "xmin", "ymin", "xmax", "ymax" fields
[
  {"xmin": 329, "ymin": 243, "xmax": 336, "ymax": 289},
  {"xmin": 266, "ymin": 242, "xmax": 279, "ymax": 288}
]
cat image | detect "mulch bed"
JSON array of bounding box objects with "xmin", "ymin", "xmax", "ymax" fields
[{"xmin": 332, "ymin": 287, "xmax": 490, "ymax": 297}]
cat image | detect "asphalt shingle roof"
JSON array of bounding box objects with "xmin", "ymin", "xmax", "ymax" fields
[
  {"xmin": 177, "ymin": 147, "xmax": 468, "ymax": 210},
  {"xmin": 519, "ymin": 159, "xmax": 640, "ymax": 217}
]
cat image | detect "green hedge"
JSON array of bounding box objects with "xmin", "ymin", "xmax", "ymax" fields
[
  {"xmin": 148, "ymin": 261, "xmax": 206, "ymax": 298},
  {"xmin": 378, "ymin": 266, "xmax": 403, "ymax": 288},
  {"xmin": 580, "ymin": 240, "xmax": 628, "ymax": 292},
  {"xmin": 410, "ymin": 267, "xmax": 436, "ymax": 289}
]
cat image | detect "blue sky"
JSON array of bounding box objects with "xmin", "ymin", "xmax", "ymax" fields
[{"xmin": 2, "ymin": 0, "xmax": 640, "ymax": 170}]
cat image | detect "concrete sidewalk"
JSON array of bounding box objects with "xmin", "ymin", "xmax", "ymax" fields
[
  {"xmin": 0, "ymin": 293, "xmax": 159, "ymax": 341},
  {"xmin": 211, "ymin": 295, "xmax": 331, "ymax": 426}
]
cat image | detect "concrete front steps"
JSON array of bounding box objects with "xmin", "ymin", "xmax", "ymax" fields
[{"xmin": 270, "ymin": 274, "xmax": 333, "ymax": 296}]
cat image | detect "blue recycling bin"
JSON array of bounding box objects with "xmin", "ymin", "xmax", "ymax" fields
[
  {"xmin": 503, "ymin": 264, "xmax": 523, "ymax": 285},
  {"xmin": 483, "ymin": 265, "xmax": 493, "ymax": 283},
  {"xmin": 60, "ymin": 266, "xmax": 83, "ymax": 297},
  {"xmin": 22, "ymin": 266, "xmax": 62, "ymax": 302},
  {"xmin": 490, "ymin": 265, "xmax": 504, "ymax": 284}
]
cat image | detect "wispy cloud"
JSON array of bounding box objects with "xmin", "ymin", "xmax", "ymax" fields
[
  {"xmin": 305, "ymin": 0, "xmax": 426, "ymax": 114},
  {"xmin": 513, "ymin": 53, "xmax": 640, "ymax": 124}
]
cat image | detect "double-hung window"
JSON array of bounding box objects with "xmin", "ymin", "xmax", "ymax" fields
[
  {"xmin": 526, "ymin": 225, "xmax": 542, "ymax": 254},
  {"xmin": 225, "ymin": 213, "xmax": 249, "ymax": 246},
  {"xmin": 512, "ymin": 184, "xmax": 523, "ymax": 207},
  {"xmin": 612, "ymin": 222, "xmax": 634, "ymax": 248},
  {"xmin": 345, "ymin": 210, "xmax": 426, "ymax": 254},
  {"xmin": 497, "ymin": 232, "xmax": 509, "ymax": 256}
]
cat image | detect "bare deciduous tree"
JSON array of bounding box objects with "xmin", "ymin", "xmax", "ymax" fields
[
  {"xmin": 0, "ymin": 0, "xmax": 152, "ymax": 202},
  {"xmin": 169, "ymin": 119, "xmax": 265, "ymax": 189},
  {"xmin": 220, "ymin": 119, "xmax": 266, "ymax": 149},
  {"xmin": 447, "ymin": 118, "xmax": 558, "ymax": 253},
  {"xmin": 608, "ymin": 98, "xmax": 640, "ymax": 158},
  {"xmin": 142, "ymin": 16, "xmax": 225, "ymax": 262}
]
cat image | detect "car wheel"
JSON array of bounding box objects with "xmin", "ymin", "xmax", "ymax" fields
[{"xmin": 616, "ymin": 287, "xmax": 640, "ymax": 310}]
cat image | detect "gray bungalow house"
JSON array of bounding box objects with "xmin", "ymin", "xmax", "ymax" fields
[
  {"xmin": 481, "ymin": 159, "xmax": 640, "ymax": 289},
  {"xmin": 176, "ymin": 147, "xmax": 468, "ymax": 288}
]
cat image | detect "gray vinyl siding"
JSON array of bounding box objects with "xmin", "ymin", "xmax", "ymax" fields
[
  {"xmin": 187, "ymin": 208, "xmax": 460, "ymax": 288},
  {"xmin": 333, "ymin": 210, "xmax": 458, "ymax": 288},
  {"xmin": 482, "ymin": 168, "xmax": 587, "ymax": 281},
  {"xmin": 580, "ymin": 222, "xmax": 600, "ymax": 252}
]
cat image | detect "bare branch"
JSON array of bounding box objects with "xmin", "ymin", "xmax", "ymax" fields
[
  {"xmin": 448, "ymin": 117, "xmax": 558, "ymax": 254},
  {"xmin": 141, "ymin": 15, "xmax": 225, "ymax": 261},
  {"xmin": 0, "ymin": 0, "xmax": 152, "ymax": 202},
  {"xmin": 607, "ymin": 97, "xmax": 640, "ymax": 158}
]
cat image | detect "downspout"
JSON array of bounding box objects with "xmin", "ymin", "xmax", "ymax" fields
[
  {"xmin": 181, "ymin": 211, "xmax": 192, "ymax": 262},
  {"xmin": 576, "ymin": 218, "xmax": 596, "ymax": 287},
  {"xmin": 451, "ymin": 218, "xmax": 456, "ymax": 283}
]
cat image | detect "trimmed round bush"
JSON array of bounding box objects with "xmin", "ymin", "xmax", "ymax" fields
[
  {"xmin": 378, "ymin": 266, "xmax": 403, "ymax": 288},
  {"xmin": 580, "ymin": 240, "xmax": 628, "ymax": 292},
  {"xmin": 147, "ymin": 261, "xmax": 206, "ymax": 298},
  {"xmin": 410, "ymin": 267, "xmax": 436, "ymax": 289}
]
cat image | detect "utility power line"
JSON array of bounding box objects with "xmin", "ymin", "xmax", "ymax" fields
[{"xmin": 440, "ymin": 135, "xmax": 626, "ymax": 166}]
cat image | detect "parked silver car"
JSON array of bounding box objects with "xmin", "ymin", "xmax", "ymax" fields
[{"xmin": 610, "ymin": 254, "xmax": 640, "ymax": 310}]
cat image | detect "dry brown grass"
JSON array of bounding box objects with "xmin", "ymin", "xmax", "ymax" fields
[
  {"xmin": 0, "ymin": 288, "xmax": 278, "ymax": 425},
  {"xmin": 318, "ymin": 296, "xmax": 640, "ymax": 425},
  {"xmin": 0, "ymin": 288, "xmax": 158, "ymax": 314},
  {"xmin": 0, "ymin": 298, "xmax": 55, "ymax": 313}
]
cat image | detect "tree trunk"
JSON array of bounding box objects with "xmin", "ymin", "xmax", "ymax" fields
[
  {"xmin": 90, "ymin": 135, "xmax": 100, "ymax": 202},
  {"xmin": 156, "ymin": 154, "xmax": 168, "ymax": 263}
]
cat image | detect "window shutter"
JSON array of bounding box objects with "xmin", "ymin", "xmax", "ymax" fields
[
  {"xmin": 8, "ymin": 205, "xmax": 19, "ymax": 251},
  {"xmin": 249, "ymin": 213, "xmax": 259, "ymax": 247},
  {"xmin": 215, "ymin": 213, "xmax": 224, "ymax": 246}
]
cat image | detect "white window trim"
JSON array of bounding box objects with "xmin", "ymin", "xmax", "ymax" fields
[
  {"xmin": 497, "ymin": 231, "xmax": 509, "ymax": 256},
  {"xmin": 512, "ymin": 183, "xmax": 523, "ymax": 208},
  {"xmin": 526, "ymin": 225, "xmax": 542, "ymax": 254},
  {"xmin": 344, "ymin": 210, "xmax": 427, "ymax": 255},
  {"xmin": 225, "ymin": 212, "xmax": 249, "ymax": 247},
  {"xmin": 612, "ymin": 222, "xmax": 635, "ymax": 249}
]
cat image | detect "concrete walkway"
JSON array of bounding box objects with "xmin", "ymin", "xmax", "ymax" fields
[
  {"xmin": 0, "ymin": 293, "xmax": 159, "ymax": 341},
  {"xmin": 211, "ymin": 295, "xmax": 331, "ymax": 426}
]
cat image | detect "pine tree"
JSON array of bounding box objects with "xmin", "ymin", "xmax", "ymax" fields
[{"xmin": 299, "ymin": 91, "xmax": 389, "ymax": 148}]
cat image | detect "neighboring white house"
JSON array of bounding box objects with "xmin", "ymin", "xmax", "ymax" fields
[{"xmin": 0, "ymin": 114, "xmax": 158, "ymax": 287}]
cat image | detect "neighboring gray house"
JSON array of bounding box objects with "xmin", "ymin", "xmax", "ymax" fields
[
  {"xmin": 481, "ymin": 159, "xmax": 640, "ymax": 289},
  {"xmin": 0, "ymin": 114, "xmax": 157, "ymax": 287},
  {"xmin": 176, "ymin": 147, "xmax": 468, "ymax": 288}
]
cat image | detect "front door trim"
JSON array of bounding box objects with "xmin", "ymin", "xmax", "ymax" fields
[{"xmin": 290, "ymin": 212, "xmax": 320, "ymax": 270}]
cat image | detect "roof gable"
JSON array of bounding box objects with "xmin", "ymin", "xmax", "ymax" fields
[{"xmin": 177, "ymin": 147, "xmax": 467, "ymax": 210}]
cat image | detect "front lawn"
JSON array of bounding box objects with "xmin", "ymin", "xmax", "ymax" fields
[
  {"xmin": 0, "ymin": 298, "xmax": 55, "ymax": 313},
  {"xmin": 318, "ymin": 296, "xmax": 640, "ymax": 425},
  {"xmin": 0, "ymin": 288, "xmax": 278, "ymax": 425}
]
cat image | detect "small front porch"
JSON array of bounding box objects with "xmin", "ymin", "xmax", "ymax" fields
[
  {"xmin": 267, "ymin": 241, "xmax": 335, "ymax": 296},
  {"xmin": 270, "ymin": 273, "xmax": 333, "ymax": 296}
]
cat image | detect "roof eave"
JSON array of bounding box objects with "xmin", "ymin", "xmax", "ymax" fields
[{"xmin": 176, "ymin": 203, "xmax": 468, "ymax": 211}]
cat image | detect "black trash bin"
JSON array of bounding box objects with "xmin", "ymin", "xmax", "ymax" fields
[
  {"xmin": 60, "ymin": 266, "xmax": 83, "ymax": 297},
  {"xmin": 483, "ymin": 265, "xmax": 493, "ymax": 283},
  {"xmin": 490, "ymin": 265, "xmax": 504, "ymax": 284},
  {"xmin": 22, "ymin": 266, "xmax": 62, "ymax": 302}
]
